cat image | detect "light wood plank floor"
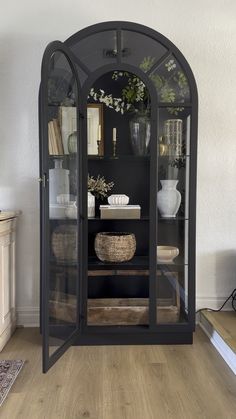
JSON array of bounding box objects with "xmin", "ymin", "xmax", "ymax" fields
[
  {"xmin": 202, "ymin": 310, "xmax": 236, "ymax": 353},
  {"xmin": 0, "ymin": 327, "xmax": 236, "ymax": 419}
]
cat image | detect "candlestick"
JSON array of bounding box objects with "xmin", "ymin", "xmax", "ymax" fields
[
  {"xmin": 98, "ymin": 124, "xmax": 101, "ymax": 141},
  {"xmin": 112, "ymin": 127, "xmax": 116, "ymax": 142},
  {"xmin": 97, "ymin": 124, "xmax": 101, "ymax": 155},
  {"xmin": 112, "ymin": 127, "xmax": 117, "ymax": 157}
]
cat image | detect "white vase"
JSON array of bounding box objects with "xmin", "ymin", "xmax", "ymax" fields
[
  {"xmin": 88, "ymin": 192, "xmax": 95, "ymax": 218},
  {"xmin": 49, "ymin": 159, "xmax": 69, "ymax": 205},
  {"xmin": 157, "ymin": 180, "xmax": 181, "ymax": 218}
]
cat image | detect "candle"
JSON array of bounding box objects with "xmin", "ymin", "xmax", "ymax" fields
[
  {"xmin": 98, "ymin": 124, "xmax": 101, "ymax": 141},
  {"xmin": 113, "ymin": 127, "xmax": 117, "ymax": 142}
]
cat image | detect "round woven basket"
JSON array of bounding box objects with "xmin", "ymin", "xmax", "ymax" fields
[
  {"xmin": 51, "ymin": 224, "xmax": 77, "ymax": 262},
  {"xmin": 94, "ymin": 232, "xmax": 136, "ymax": 263}
]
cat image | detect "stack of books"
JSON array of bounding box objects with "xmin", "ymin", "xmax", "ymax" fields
[
  {"xmin": 48, "ymin": 119, "xmax": 64, "ymax": 155},
  {"xmin": 99, "ymin": 205, "xmax": 141, "ymax": 219}
]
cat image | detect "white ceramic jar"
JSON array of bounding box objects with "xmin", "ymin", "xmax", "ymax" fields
[{"xmin": 107, "ymin": 194, "xmax": 129, "ymax": 206}]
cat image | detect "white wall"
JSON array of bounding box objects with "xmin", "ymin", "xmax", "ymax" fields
[{"xmin": 0, "ymin": 0, "xmax": 236, "ymax": 325}]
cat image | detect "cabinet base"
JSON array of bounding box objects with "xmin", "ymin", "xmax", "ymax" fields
[{"xmin": 73, "ymin": 331, "xmax": 193, "ymax": 345}]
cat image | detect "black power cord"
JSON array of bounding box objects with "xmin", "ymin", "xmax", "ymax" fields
[{"xmin": 196, "ymin": 288, "xmax": 236, "ymax": 314}]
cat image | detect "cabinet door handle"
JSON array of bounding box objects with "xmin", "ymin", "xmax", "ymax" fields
[{"xmin": 38, "ymin": 174, "xmax": 48, "ymax": 188}]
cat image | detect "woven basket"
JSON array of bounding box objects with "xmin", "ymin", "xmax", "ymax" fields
[
  {"xmin": 94, "ymin": 232, "xmax": 136, "ymax": 263},
  {"xmin": 51, "ymin": 224, "xmax": 77, "ymax": 262}
]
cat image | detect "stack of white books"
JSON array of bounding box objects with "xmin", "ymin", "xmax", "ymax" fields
[{"xmin": 99, "ymin": 205, "xmax": 141, "ymax": 219}]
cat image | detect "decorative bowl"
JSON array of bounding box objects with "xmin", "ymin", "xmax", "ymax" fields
[
  {"xmin": 107, "ymin": 194, "xmax": 129, "ymax": 206},
  {"xmin": 157, "ymin": 246, "xmax": 179, "ymax": 263}
]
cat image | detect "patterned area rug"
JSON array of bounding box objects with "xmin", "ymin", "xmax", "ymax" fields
[{"xmin": 0, "ymin": 360, "xmax": 24, "ymax": 406}]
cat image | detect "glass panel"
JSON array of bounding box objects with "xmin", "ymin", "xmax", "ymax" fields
[
  {"xmin": 156, "ymin": 107, "xmax": 191, "ymax": 323},
  {"xmin": 70, "ymin": 31, "xmax": 117, "ymax": 72},
  {"xmin": 87, "ymin": 70, "xmax": 151, "ymax": 157},
  {"xmin": 87, "ymin": 270, "xmax": 149, "ymax": 326},
  {"xmin": 156, "ymin": 266, "xmax": 188, "ymax": 324},
  {"xmin": 149, "ymin": 54, "xmax": 190, "ymax": 103},
  {"xmin": 47, "ymin": 51, "xmax": 78, "ymax": 356},
  {"xmin": 120, "ymin": 30, "xmax": 167, "ymax": 72},
  {"xmin": 86, "ymin": 68, "xmax": 152, "ymax": 326}
]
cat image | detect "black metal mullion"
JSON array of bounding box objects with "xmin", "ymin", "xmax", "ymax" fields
[
  {"xmin": 146, "ymin": 50, "xmax": 172, "ymax": 77},
  {"xmin": 68, "ymin": 49, "xmax": 91, "ymax": 76},
  {"xmin": 148, "ymin": 96, "xmax": 158, "ymax": 330},
  {"xmin": 40, "ymin": 46, "xmax": 52, "ymax": 372},
  {"xmin": 117, "ymin": 28, "xmax": 122, "ymax": 64},
  {"xmin": 188, "ymin": 102, "xmax": 198, "ymax": 328},
  {"xmin": 81, "ymin": 92, "xmax": 88, "ymax": 331}
]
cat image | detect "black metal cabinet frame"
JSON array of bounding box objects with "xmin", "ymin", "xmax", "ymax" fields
[{"xmin": 39, "ymin": 21, "xmax": 198, "ymax": 372}]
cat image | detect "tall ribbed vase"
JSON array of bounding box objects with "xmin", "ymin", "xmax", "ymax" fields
[{"xmin": 157, "ymin": 180, "xmax": 181, "ymax": 218}]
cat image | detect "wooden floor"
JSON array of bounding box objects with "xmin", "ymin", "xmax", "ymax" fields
[
  {"xmin": 1, "ymin": 327, "xmax": 236, "ymax": 419},
  {"xmin": 201, "ymin": 310, "xmax": 236, "ymax": 353}
]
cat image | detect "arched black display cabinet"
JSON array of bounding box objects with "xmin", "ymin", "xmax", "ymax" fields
[{"xmin": 39, "ymin": 21, "xmax": 198, "ymax": 372}]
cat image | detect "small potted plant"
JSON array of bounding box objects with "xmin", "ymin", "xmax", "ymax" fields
[{"xmin": 87, "ymin": 174, "xmax": 114, "ymax": 217}]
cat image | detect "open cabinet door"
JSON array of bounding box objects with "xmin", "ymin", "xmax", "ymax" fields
[{"xmin": 39, "ymin": 41, "xmax": 82, "ymax": 372}]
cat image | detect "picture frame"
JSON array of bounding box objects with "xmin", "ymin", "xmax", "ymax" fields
[{"xmin": 87, "ymin": 104, "xmax": 104, "ymax": 156}]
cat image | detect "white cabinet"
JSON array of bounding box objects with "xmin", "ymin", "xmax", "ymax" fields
[{"xmin": 0, "ymin": 213, "xmax": 19, "ymax": 351}]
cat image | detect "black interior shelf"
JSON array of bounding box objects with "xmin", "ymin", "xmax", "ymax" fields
[
  {"xmin": 88, "ymin": 256, "xmax": 149, "ymax": 270},
  {"xmin": 88, "ymin": 216, "xmax": 149, "ymax": 221},
  {"xmin": 88, "ymin": 155, "xmax": 150, "ymax": 161},
  {"xmin": 158, "ymin": 216, "xmax": 189, "ymax": 221}
]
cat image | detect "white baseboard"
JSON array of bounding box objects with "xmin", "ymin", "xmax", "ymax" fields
[
  {"xmin": 16, "ymin": 307, "xmax": 40, "ymax": 327},
  {"xmin": 199, "ymin": 313, "xmax": 236, "ymax": 375},
  {"xmin": 0, "ymin": 321, "xmax": 16, "ymax": 352}
]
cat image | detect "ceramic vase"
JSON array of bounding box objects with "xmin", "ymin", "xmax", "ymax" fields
[
  {"xmin": 67, "ymin": 131, "xmax": 77, "ymax": 154},
  {"xmin": 88, "ymin": 192, "xmax": 95, "ymax": 218},
  {"xmin": 49, "ymin": 159, "xmax": 69, "ymax": 205},
  {"xmin": 129, "ymin": 108, "xmax": 151, "ymax": 155},
  {"xmin": 157, "ymin": 180, "xmax": 181, "ymax": 218}
]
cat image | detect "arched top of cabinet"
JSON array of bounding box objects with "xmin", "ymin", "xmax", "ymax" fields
[{"xmin": 63, "ymin": 21, "xmax": 197, "ymax": 106}]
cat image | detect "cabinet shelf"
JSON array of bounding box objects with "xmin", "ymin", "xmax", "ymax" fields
[
  {"xmin": 88, "ymin": 256, "xmax": 149, "ymax": 270},
  {"xmin": 88, "ymin": 256, "xmax": 187, "ymax": 271},
  {"xmin": 48, "ymin": 154, "xmax": 76, "ymax": 159},
  {"xmin": 158, "ymin": 103, "xmax": 192, "ymax": 108},
  {"xmin": 158, "ymin": 154, "xmax": 190, "ymax": 159},
  {"xmin": 88, "ymin": 216, "xmax": 149, "ymax": 221},
  {"xmin": 49, "ymin": 256, "xmax": 187, "ymax": 270},
  {"xmin": 158, "ymin": 216, "xmax": 188, "ymax": 221},
  {"xmin": 88, "ymin": 155, "xmax": 150, "ymax": 161}
]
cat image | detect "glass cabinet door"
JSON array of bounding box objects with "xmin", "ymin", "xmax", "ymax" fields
[
  {"xmin": 155, "ymin": 107, "xmax": 191, "ymax": 324},
  {"xmin": 40, "ymin": 42, "xmax": 81, "ymax": 372}
]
